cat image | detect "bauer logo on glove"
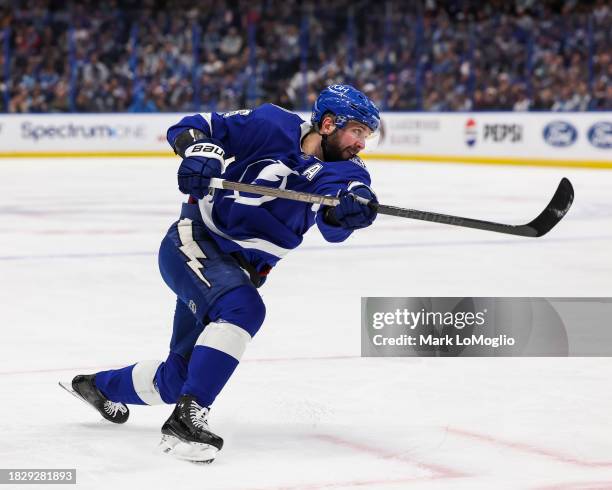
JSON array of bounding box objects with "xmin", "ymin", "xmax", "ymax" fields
[{"xmin": 185, "ymin": 143, "xmax": 225, "ymax": 160}]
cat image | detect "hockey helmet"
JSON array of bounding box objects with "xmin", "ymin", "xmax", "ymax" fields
[{"xmin": 311, "ymin": 84, "xmax": 380, "ymax": 133}]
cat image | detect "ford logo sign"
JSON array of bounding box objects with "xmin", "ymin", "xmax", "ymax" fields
[
  {"xmin": 587, "ymin": 122, "xmax": 612, "ymax": 149},
  {"xmin": 543, "ymin": 121, "xmax": 578, "ymax": 147}
]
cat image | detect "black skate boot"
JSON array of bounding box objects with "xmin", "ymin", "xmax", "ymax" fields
[
  {"xmin": 160, "ymin": 394, "xmax": 223, "ymax": 464},
  {"xmin": 59, "ymin": 374, "xmax": 129, "ymax": 424}
]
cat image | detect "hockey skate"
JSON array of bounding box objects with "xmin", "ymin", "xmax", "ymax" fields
[
  {"xmin": 59, "ymin": 374, "xmax": 129, "ymax": 424},
  {"xmin": 159, "ymin": 394, "xmax": 223, "ymax": 464}
]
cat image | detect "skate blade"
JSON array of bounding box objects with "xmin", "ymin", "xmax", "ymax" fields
[
  {"xmin": 58, "ymin": 381, "xmax": 104, "ymax": 419},
  {"xmin": 159, "ymin": 434, "xmax": 218, "ymax": 464},
  {"xmin": 59, "ymin": 380, "xmax": 88, "ymax": 404}
]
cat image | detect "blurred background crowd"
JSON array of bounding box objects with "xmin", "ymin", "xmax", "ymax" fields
[{"xmin": 0, "ymin": 0, "xmax": 610, "ymax": 113}]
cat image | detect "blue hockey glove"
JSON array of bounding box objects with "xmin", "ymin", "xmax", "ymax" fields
[
  {"xmin": 326, "ymin": 185, "xmax": 378, "ymax": 230},
  {"xmin": 177, "ymin": 138, "xmax": 225, "ymax": 199}
]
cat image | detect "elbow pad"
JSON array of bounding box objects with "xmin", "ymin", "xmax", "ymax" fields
[{"xmin": 173, "ymin": 128, "xmax": 208, "ymax": 158}]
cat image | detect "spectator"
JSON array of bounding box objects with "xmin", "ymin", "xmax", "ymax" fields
[
  {"xmin": 512, "ymin": 84, "xmax": 531, "ymax": 111},
  {"xmin": 1, "ymin": 0, "xmax": 610, "ymax": 113},
  {"xmin": 219, "ymin": 27, "xmax": 243, "ymax": 58}
]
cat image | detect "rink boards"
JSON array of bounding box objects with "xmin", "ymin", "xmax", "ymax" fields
[{"xmin": 0, "ymin": 112, "xmax": 610, "ymax": 168}]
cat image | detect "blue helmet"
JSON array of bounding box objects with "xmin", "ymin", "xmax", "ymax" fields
[{"xmin": 311, "ymin": 84, "xmax": 380, "ymax": 133}]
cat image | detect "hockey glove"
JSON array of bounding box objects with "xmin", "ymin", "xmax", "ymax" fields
[
  {"xmin": 177, "ymin": 138, "xmax": 225, "ymax": 199},
  {"xmin": 325, "ymin": 185, "xmax": 378, "ymax": 230}
]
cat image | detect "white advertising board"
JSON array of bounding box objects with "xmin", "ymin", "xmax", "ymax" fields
[
  {"xmin": 0, "ymin": 113, "xmax": 175, "ymax": 155},
  {"xmin": 366, "ymin": 112, "xmax": 611, "ymax": 167},
  {"xmin": 0, "ymin": 112, "xmax": 610, "ymax": 167}
]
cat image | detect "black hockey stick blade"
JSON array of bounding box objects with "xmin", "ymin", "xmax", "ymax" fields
[
  {"xmin": 371, "ymin": 177, "xmax": 574, "ymax": 237},
  {"xmin": 518, "ymin": 177, "xmax": 574, "ymax": 237}
]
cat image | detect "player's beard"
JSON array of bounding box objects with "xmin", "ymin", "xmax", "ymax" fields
[{"xmin": 322, "ymin": 132, "xmax": 360, "ymax": 161}]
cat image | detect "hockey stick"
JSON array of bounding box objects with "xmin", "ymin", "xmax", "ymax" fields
[{"xmin": 208, "ymin": 177, "xmax": 574, "ymax": 238}]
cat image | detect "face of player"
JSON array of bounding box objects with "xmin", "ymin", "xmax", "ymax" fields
[{"xmin": 325, "ymin": 120, "xmax": 372, "ymax": 161}]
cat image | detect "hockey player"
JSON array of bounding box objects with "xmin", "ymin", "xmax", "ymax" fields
[{"xmin": 63, "ymin": 84, "xmax": 380, "ymax": 463}]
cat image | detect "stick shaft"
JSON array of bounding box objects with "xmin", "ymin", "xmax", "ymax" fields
[
  {"xmin": 208, "ymin": 177, "xmax": 573, "ymax": 238},
  {"xmin": 209, "ymin": 178, "xmax": 339, "ymax": 207}
]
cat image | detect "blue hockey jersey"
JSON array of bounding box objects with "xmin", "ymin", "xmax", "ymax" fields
[{"xmin": 166, "ymin": 104, "xmax": 373, "ymax": 273}]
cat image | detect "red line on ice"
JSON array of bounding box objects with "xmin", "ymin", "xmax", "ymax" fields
[
  {"xmin": 237, "ymin": 433, "xmax": 468, "ymax": 490},
  {"xmin": 312, "ymin": 433, "xmax": 468, "ymax": 479},
  {"xmin": 447, "ymin": 426, "xmax": 612, "ymax": 468}
]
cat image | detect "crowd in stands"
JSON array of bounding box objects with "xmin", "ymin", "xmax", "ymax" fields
[{"xmin": 1, "ymin": 0, "xmax": 610, "ymax": 113}]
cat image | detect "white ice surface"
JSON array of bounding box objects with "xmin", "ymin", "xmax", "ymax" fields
[{"xmin": 1, "ymin": 159, "xmax": 611, "ymax": 489}]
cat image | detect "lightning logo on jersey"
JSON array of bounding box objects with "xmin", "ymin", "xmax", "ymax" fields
[{"xmin": 228, "ymin": 160, "xmax": 298, "ymax": 206}]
